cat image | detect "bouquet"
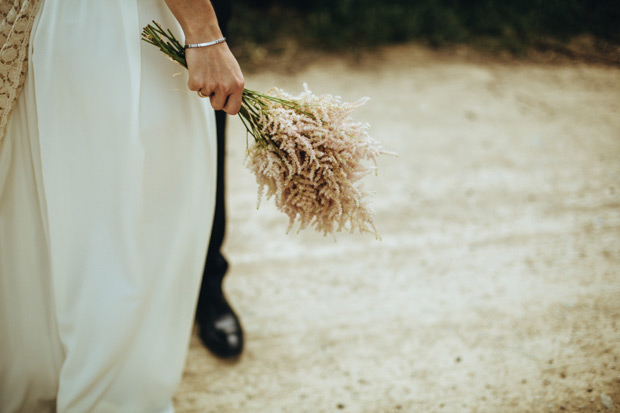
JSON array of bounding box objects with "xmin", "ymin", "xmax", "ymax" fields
[{"xmin": 142, "ymin": 22, "xmax": 393, "ymax": 236}]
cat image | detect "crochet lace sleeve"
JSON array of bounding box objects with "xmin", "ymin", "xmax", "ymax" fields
[{"xmin": 0, "ymin": 0, "xmax": 42, "ymax": 143}]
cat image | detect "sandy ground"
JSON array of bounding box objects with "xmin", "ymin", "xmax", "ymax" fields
[{"xmin": 174, "ymin": 44, "xmax": 620, "ymax": 412}]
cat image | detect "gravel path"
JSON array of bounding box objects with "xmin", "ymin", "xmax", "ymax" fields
[{"xmin": 175, "ymin": 44, "xmax": 620, "ymax": 413}]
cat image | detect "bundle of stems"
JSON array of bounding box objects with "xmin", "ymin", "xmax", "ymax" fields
[
  {"xmin": 142, "ymin": 22, "xmax": 307, "ymax": 152},
  {"xmin": 142, "ymin": 22, "xmax": 391, "ymax": 236}
]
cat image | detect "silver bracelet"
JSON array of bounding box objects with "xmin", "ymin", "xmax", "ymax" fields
[{"xmin": 184, "ymin": 37, "xmax": 226, "ymax": 49}]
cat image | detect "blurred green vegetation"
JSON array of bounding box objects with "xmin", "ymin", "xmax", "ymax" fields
[{"xmin": 228, "ymin": 0, "xmax": 620, "ymax": 54}]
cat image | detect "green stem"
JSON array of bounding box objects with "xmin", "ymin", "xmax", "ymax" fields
[{"xmin": 141, "ymin": 21, "xmax": 314, "ymax": 156}]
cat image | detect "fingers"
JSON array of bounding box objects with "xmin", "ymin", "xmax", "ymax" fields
[
  {"xmin": 187, "ymin": 70, "xmax": 207, "ymax": 93},
  {"xmin": 223, "ymin": 89, "xmax": 242, "ymax": 115},
  {"xmin": 196, "ymin": 86, "xmax": 242, "ymax": 114},
  {"xmin": 195, "ymin": 78, "xmax": 243, "ymax": 114},
  {"xmin": 209, "ymin": 89, "xmax": 228, "ymax": 111},
  {"xmin": 185, "ymin": 45, "xmax": 244, "ymax": 114}
]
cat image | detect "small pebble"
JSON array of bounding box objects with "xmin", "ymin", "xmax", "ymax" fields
[
  {"xmin": 601, "ymin": 393, "xmax": 614, "ymax": 410},
  {"xmin": 337, "ymin": 403, "xmax": 345, "ymax": 409}
]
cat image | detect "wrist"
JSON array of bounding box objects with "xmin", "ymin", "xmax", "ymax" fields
[
  {"xmin": 179, "ymin": 9, "xmax": 222, "ymax": 44},
  {"xmin": 183, "ymin": 26, "xmax": 223, "ymax": 45}
]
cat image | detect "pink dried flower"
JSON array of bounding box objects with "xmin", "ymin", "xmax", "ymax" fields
[
  {"xmin": 242, "ymin": 84, "xmax": 393, "ymax": 236},
  {"xmin": 141, "ymin": 24, "xmax": 393, "ymax": 236}
]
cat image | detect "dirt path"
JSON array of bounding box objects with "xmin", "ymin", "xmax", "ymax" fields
[{"xmin": 174, "ymin": 44, "xmax": 620, "ymax": 412}]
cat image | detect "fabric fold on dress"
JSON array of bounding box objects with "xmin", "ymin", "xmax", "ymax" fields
[{"xmin": 1, "ymin": 1, "xmax": 217, "ymax": 411}]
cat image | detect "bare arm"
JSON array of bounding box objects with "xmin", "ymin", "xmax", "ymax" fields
[{"xmin": 164, "ymin": 0, "xmax": 244, "ymax": 115}]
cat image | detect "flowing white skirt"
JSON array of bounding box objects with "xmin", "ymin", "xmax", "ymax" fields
[{"xmin": 0, "ymin": 1, "xmax": 216, "ymax": 411}]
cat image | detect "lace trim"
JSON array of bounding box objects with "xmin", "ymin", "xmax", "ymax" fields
[{"xmin": 0, "ymin": 0, "xmax": 42, "ymax": 144}]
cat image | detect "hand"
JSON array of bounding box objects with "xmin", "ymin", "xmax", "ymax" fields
[
  {"xmin": 163, "ymin": 0, "xmax": 243, "ymax": 114},
  {"xmin": 185, "ymin": 43, "xmax": 244, "ymax": 115}
]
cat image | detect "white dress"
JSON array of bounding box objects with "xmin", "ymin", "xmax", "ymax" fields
[{"xmin": 0, "ymin": 1, "xmax": 216, "ymax": 412}]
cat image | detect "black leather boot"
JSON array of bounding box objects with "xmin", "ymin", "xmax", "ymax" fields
[{"xmin": 195, "ymin": 256, "xmax": 244, "ymax": 358}]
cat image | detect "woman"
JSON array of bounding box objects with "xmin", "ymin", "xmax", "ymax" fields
[{"xmin": 0, "ymin": 0, "xmax": 243, "ymax": 411}]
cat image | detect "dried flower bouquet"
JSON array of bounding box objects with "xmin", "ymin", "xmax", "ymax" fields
[{"xmin": 142, "ymin": 22, "xmax": 392, "ymax": 236}]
